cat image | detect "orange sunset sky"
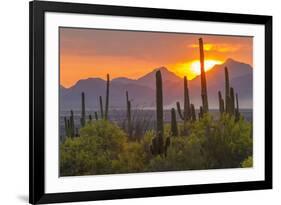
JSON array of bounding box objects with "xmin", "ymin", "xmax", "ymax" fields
[{"xmin": 60, "ymin": 28, "xmax": 253, "ymax": 88}]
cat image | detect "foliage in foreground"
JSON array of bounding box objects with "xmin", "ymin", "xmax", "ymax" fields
[{"xmin": 60, "ymin": 114, "xmax": 252, "ymax": 176}]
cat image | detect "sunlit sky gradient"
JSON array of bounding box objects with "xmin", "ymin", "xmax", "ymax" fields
[{"xmin": 60, "ymin": 28, "xmax": 253, "ymax": 88}]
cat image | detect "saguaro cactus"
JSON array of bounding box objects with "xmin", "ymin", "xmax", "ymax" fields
[
  {"xmin": 156, "ymin": 70, "xmax": 164, "ymax": 138},
  {"xmin": 80, "ymin": 92, "xmax": 86, "ymax": 127},
  {"xmin": 199, "ymin": 38, "xmax": 209, "ymax": 113},
  {"xmin": 150, "ymin": 70, "xmax": 165, "ymax": 156},
  {"xmin": 235, "ymin": 93, "xmax": 240, "ymax": 120},
  {"xmin": 64, "ymin": 110, "xmax": 75, "ymax": 138},
  {"xmin": 70, "ymin": 110, "xmax": 75, "ymax": 137},
  {"xmin": 150, "ymin": 133, "xmax": 170, "ymax": 157},
  {"xmin": 99, "ymin": 96, "xmax": 104, "ymax": 119},
  {"xmin": 190, "ymin": 104, "xmax": 196, "ymax": 121},
  {"xmin": 171, "ymin": 108, "xmax": 178, "ymax": 137},
  {"xmin": 218, "ymin": 91, "xmax": 225, "ymax": 114},
  {"xmin": 198, "ymin": 106, "xmax": 204, "ymax": 119},
  {"xmin": 164, "ymin": 137, "xmax": 171, "ymax": 157},
  {"xmin": 176, "ymin": 76, "xmax": 191, "ymax": 122},
  {"xmin": 184, "ymin": 76, "xmax": 191, "ymax": 120},
  {"xmin": 230, "ymin": 87, "xmax": 235, "ymax": 115},
  {"xmin": 126, "ymin": 91, "xmax": 132, "ymax": 138},
  {"xmin": 98, "ymin": 74, "xmax": 110, "ymax": 120},
  {"xmin": 224, "ymin": 66, "xmax": 230, "ymax": 114},
  {"xmin": 104, "ymin": 74, "xmax": 110, "ymax": 120}
]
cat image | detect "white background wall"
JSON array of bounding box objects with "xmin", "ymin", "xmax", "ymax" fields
[{"xmin": 0, "ymin": 0, "xmax": 279, "ymax": 204}]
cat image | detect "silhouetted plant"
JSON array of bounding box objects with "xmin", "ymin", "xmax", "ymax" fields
[
  {"xmin": 170, "ymin": 108, "xmax": 178, "ymax": 137},
  {"xmin": 126, "ymin": 91, "xmax": 132, "ymax": 138},
  {"xmin": 199, "ymin": 38, "xmax": 209, "ymax": 113},
  {"xmin": 80, "ymin": 92, "xmax": 86, "ymax": 127}
]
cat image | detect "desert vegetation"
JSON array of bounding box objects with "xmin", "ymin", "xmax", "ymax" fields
[{"xmin": 60, "ymin": 38, "xmax": 253, "ymax": 176}]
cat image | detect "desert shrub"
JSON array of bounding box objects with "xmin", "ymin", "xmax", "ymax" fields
[
  {"xmin": 147, "ymin": 135, "xmax": 205, "ymax": 172},
  {"xmin": 60, "ymin": 113, "xmax": 253, "ymax": 176},
  {"xmin": 189, "ymin": 113, "xmax": 252, "ymax": 169},
  {"xmin": 241, "ymin": 156, "xmax": 253, "ymax": 168},
  {"xmin": 112, "ymin": 142, "xmax": 146, "ymax": 173},
  {"xmin": 60, "ymin": 120, "xmax": 126, "ymax": 176}
]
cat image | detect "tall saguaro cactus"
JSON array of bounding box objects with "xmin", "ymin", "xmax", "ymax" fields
[
  {"xmin": 98, "ymin": 74, "xmax": 110, "ymax": 120},
  {"xmin": 80, "ymin": 92, "xmax": 86, "ymax": 127},
  {"xmin": 150, "ymin": 70, "xmax": 165, "ymax": 156},
  {"xmin": 224, "ymin": 66, "xmax": 230, "ymax": 114},
  {"xmin": 199, "ymin": 38, "xmax": 209, "ymax": 113},
  {"xmin": 126, "ymin": 91, "xmax": 132, "ymax": 138},
  {"xmin": 171, "ymin": 108, "xmax": 178, "ymax": 137},
  {"xmin": 218, "ymin": 91, "xmax": 225, "ymax": 114},
  {"xmin": 104, "ymin": 74, "xmax": 110, "ymax": 120},
  {"xmin": 184, "ymin": 76, "xmax": 191, "ymax": 120},
  {"xmin": 156, "ymin": 70, "xmax": 164, "ymax": 137}
]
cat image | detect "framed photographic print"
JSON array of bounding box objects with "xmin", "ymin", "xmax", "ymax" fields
[{"xmin": 29, "ymin": 0, "xmax": 272, "ymax": 204}]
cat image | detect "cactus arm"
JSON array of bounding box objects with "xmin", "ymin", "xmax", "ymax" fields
[{"xmin": 176, "ymin": 102, "xmax": 184, "ymax": 120}]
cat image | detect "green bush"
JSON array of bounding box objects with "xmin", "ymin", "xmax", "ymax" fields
[
  {"xmin": 60, "ymin": 114, "xmax": 253, "ymax": 176},
  {"xmin": 241, "ymin": 156, "xmax": 253, "ymax": 168},
  {"xmin": 60, "ymin": 120, "xmax": 127, "ymax": 176}
]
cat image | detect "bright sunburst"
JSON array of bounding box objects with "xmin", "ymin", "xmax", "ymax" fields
[
  {"xmin": 190, "ymin": 60, "xmax": 223, "ymax": 75},
  {"xmin": 174, "ymin": 59, "xmax": 223, "ymax": 80}
]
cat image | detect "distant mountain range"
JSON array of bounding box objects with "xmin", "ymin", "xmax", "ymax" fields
[{"xmin": 60, "ymin": 58, "xmax": 253, "ymax": 110}]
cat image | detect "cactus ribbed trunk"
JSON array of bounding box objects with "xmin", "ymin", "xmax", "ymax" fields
[
  {"xmin": 155, "ymin": 70, "xmax": 164, "ymax": 155},
  {"xmin": 156, "ymin": 70, "xmax": 164, "ymax": 137},
  {"xmin": 171, "ymin": 108, "xmax": 178, "ymax": 136},
  {"xmin": 126, "ymin": 91, "xmax": 132, "ymax": 138},
  {"xmin": 224, "ymin": 67, "xmax": 230, "ymax": 114},
  {"xmin": 230, "ymin": 87, "xmax": 235, "ymax": 115},
  {"xmin": 199, "ymin": 38, "xmax": 209, "ymax": 113},
  {"xmin": 176, "ymin": 76, "xmax": 191, "ymax": 124},
  {"xmin": 104, "ymin": 74, "xmax": 110, "ymax": 120},
  {"xmin": 218, "ymin": 91, "xmax": 225, "ymax": 114},
  {"xmin": 99, "ymin": 96, "xmax": 104, "ymax": 119},
  {"xmin": 80, "ymin": 92, "xmax": 86, "ymax": 127},
  {"xmin": 190, "ymin": 104, "xmax": 196, "ymax": 121},
  {"xmin": 184, "ymin": 76, "xmax": 191, "ymax": 120},
  {"xmin": 70, "ymin": 110, "xmax": 75, "ymax": 137}
]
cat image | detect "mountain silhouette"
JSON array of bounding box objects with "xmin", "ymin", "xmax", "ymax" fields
[{"xmin": 60, "ymin": 58, "xmax": 252, "ymax": 110}]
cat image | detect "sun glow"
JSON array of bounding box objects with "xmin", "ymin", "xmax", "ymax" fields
[
  {"xmin": 174, "ymin": 59, "xmax": 223, "ymax": 80},
  {"xmin": 190, "ymin": 60, "xmax": 223, "ymax": 75}
]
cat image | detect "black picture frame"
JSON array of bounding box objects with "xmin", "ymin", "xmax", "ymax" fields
[{"xmin": 29, "ymin": 1, "xmax": 272, "ymax": 204}]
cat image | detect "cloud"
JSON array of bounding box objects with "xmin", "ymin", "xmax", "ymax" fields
[{"xmin": 189, "ymin": 43, "xmax": 242, "ymax": 52}]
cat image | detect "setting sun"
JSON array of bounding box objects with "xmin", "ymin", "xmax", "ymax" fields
[
  {"xmin": 190, "ymin": 60, "xmax": 223, "ymax": 75},
  {"xmin": 173, "ymin": 59, "xmax": 223, "ymax": 80}
]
